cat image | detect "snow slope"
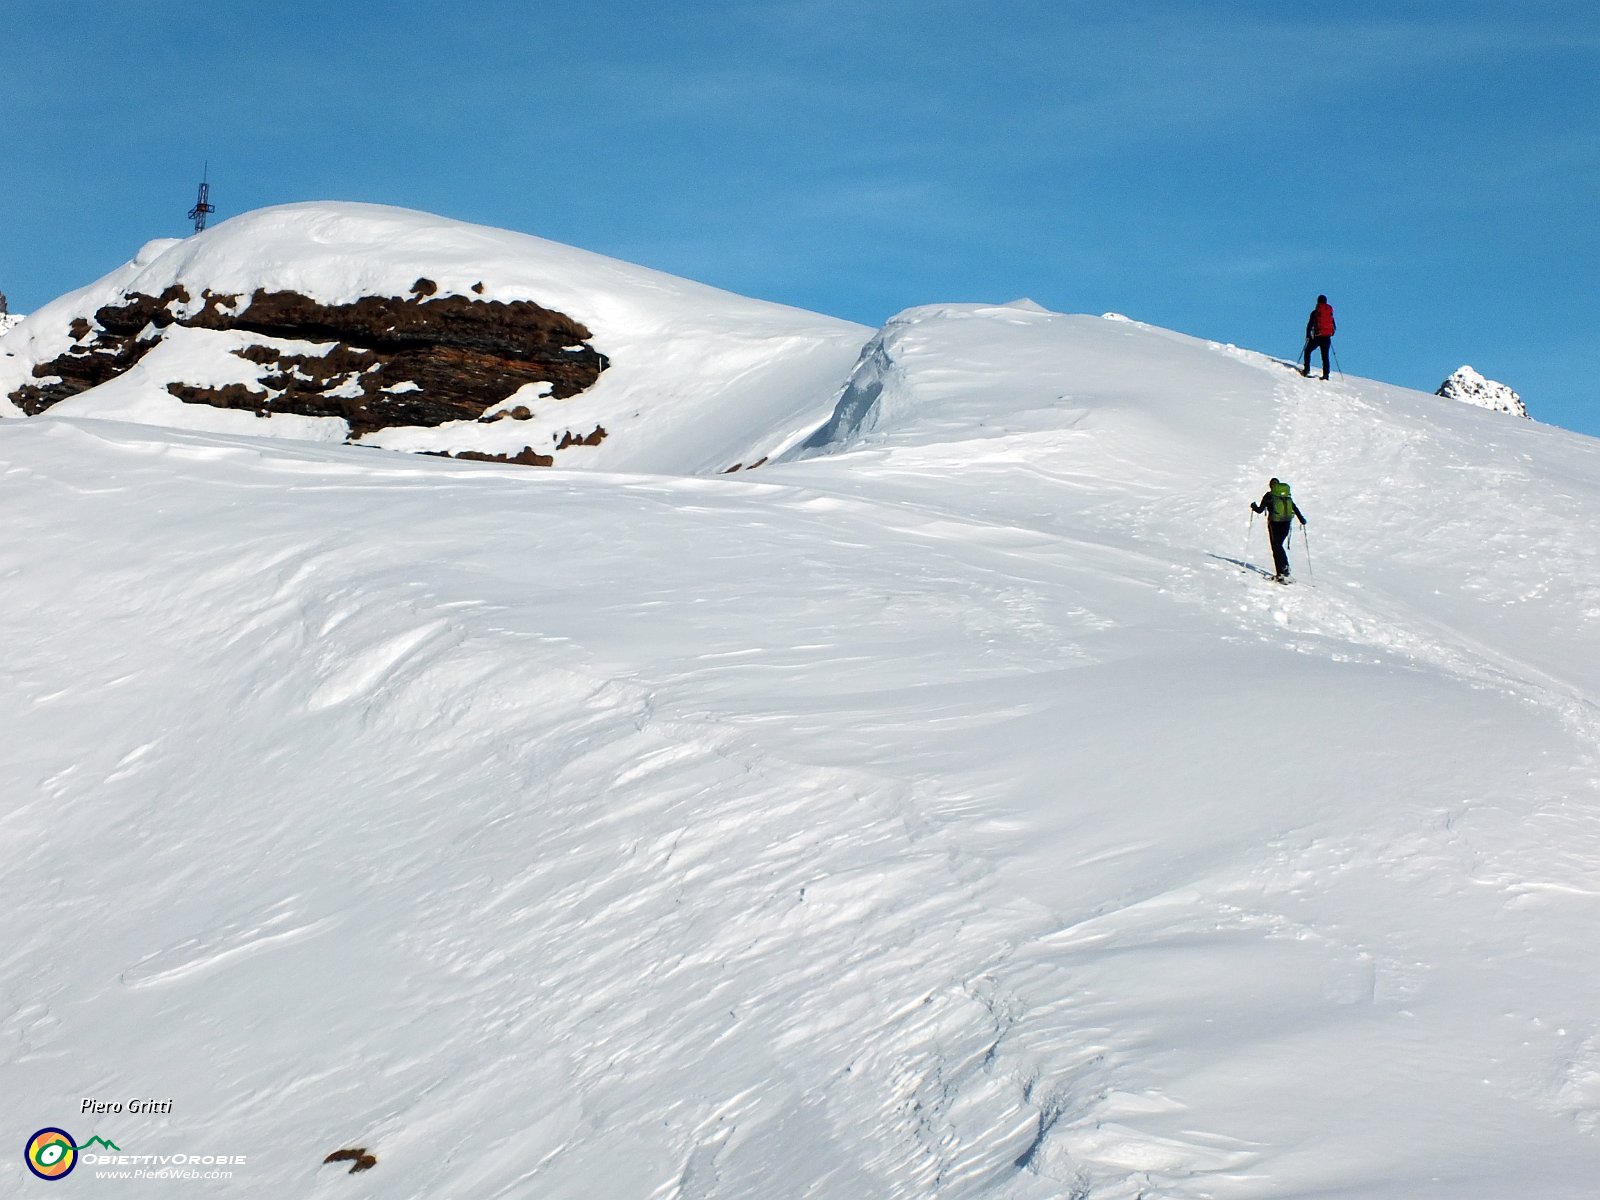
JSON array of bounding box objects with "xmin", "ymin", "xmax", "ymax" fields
[
  {"xmin": 0, "ymin": 203, "xmax": 869, "ymax": 473},
  {"xmin": 3, "ymin": 300, "xmax": 1599, "ymax": 1198}
]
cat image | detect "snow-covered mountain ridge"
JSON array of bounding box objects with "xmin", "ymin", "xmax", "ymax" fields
[
  {"xmin": 0, "ymin": 204, "xmax": 867, "ymax": 474},
  {"xmin": 4, "ymin": 219, "xmax": 1600, "ymax": 1199}
]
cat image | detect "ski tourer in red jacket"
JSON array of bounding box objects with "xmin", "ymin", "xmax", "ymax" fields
[{"xmin": 1302, "ymin": 296, "xmax": 1335, "ymax": 379}]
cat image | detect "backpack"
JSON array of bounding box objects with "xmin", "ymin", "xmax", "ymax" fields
[{"xmin": 1268, "ymin": 480, "xmax": 1296, "ymax": 523}]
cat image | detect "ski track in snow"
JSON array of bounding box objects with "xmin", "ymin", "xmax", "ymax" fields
[
  {"xmin": 762, "ymin": 330, "xmax": 1600, "ymax": 1195},
  {"xmin": 4, "ymin": 304, "xmax": 1600, "ymax": 1199},
  {"xmin": 1235, "ymin": 363, "xmax": 1599, "ymax": 731}
]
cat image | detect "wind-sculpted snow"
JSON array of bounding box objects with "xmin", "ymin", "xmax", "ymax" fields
[{"xmin": 3, "ymin": 301, "xmax": 1600, "ymax": 1198}]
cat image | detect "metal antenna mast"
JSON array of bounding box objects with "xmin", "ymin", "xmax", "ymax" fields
[{"xmin": 188, "ymin": 165, "xmax": 216, "ymax": 234}]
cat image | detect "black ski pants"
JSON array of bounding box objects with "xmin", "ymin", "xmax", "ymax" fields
[
  {"xmin": 1267, "ymin": 519, "xmax": 1292, "ymax": 577},
  {"xmin": 1304, "ymin": 336, "xmax": 1331, "ymax": 378}
]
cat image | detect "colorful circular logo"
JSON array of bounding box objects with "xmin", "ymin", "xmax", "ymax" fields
[{"xmin": 25, "ymin": 1129, "xmax": 78, "ymax": 1181}]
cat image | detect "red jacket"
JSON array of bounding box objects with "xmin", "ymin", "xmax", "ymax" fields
[{"xmin": 1308, "ymin": 302, "xmax": 1336, "ymax": 339}]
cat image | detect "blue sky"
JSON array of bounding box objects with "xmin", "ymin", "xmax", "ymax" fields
[{"xmin": 4, "ymin": 1, "xmax": 1596, "ymax": 433}]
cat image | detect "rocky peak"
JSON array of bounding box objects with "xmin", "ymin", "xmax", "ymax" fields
[
  {"xmin": 1436, "ymin": 365, "xmax": 1527, "ymax": 419},
  {"xmin": 9, "ymin": 279, "xmax": 609, "ymax": 448},
  {"xmin": 0, "ymin": 202, "xmax": 873, "ymax": 474}
]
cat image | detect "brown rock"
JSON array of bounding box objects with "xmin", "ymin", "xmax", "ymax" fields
[
  {"xmin": 556, "ymin": 424, "xmax": 607, "ymax": 449},
  {"xmin": 323, "ymin": 1147, "xmax": 377, "ymax": 1174},
  {"xmin": 480, "ymin": 405, "xmax": 534, "ymax": 423},
  {"xmin": 429, "ymin": 446, "xmax": 556, "ymax": 467},
  {"xmin": 8, "ymin": 284, "xmax": 609, "ymax": 443}
]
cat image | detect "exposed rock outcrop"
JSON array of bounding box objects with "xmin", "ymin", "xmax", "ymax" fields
[
  {"xmin": 1437, "ymin": 365, "xmax": 1528, "ymax": 419},
  {"xmin": 0, "ymin": 202, "xmax": 872, "ymax": 475},
  {"xmin": 10, "ymin": 282, "xmax": 608, "ymax": 439}
]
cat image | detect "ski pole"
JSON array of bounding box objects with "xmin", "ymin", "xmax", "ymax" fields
[
  {"xmin": 1246, "ymin": 509, "xmax": 1255, "ymax": 561},
  {"xmin": 1331, "ymin": 347, "xmax": 1344, "ymax": 380},
  {"xmin": 1301, "ymin": 524, "xmax": 1315, "ymax": 582}
]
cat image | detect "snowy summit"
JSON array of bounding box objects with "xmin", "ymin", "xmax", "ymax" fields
[
  {"xmin": 0, "ymin": 203, "xmax": 866, "ymax": 474},
  {"xmin": 4, "ymin": 204, "xmax": 1600, "ymax": 1199},
  {"xmin": 1437, "ymin": 364, "xmax": 1528, "ymax": 417}
]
